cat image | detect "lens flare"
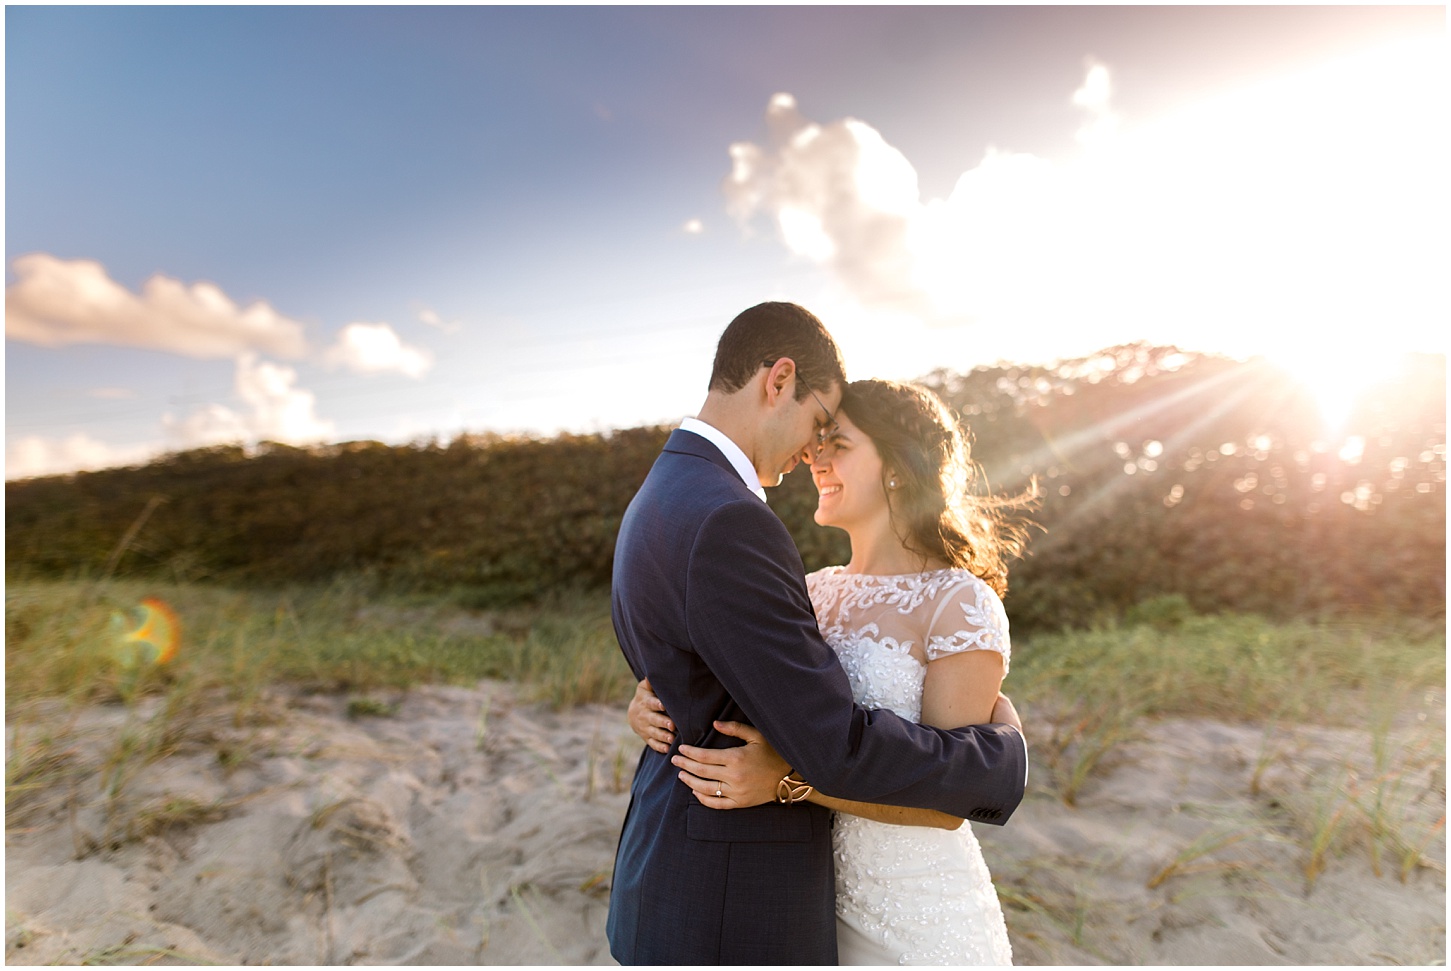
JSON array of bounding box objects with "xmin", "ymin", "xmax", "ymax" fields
[
  {"xmin": 109, "ymin": 597, "xmax": 180, "ymax": 667},
  {"xmin": 1269, "ymin": 346, "xmax": 1407, "ymax": 432}
]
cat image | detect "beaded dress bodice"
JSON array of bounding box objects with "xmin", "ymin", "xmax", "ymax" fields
[{"xmin": 806, "ymin": 566, "xmax": 1015, "ymax": 966}]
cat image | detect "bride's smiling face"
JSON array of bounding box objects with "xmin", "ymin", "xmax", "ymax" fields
[{"xmin": 810, "ymin": 410, "xmax": 890, "ymax": 530}]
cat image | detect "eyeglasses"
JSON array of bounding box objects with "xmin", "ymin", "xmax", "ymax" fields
[
  {"xmin": 802, "ymin": 381, "xmax": 839, "ymax": 456},
  {"xmin": 764, "ymin": 359, "xmax": 838, "ymax": 456}
]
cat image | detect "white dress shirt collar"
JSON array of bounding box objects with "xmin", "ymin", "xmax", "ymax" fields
[{"xmin": 679, "ymin": 417, "xmax": 768, "ymax": 502}]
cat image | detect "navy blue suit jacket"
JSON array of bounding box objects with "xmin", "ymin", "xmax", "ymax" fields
[{"xmin": 606, "ymin": 429, "xmax": 1027, "ymax": 965}]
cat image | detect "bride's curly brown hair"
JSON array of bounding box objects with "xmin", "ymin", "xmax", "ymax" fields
[{"xmin": 839, "ymin": 379, "xmax": 1038, "ymax": 597}]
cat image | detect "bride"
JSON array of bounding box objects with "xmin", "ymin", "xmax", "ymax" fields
[{"xmin": 629, "ymin": 378, "xmax": 1033, "ymax": 966}]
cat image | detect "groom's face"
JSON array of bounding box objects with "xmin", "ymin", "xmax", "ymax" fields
[{"xmin": 758, "ymin": 380, "xmax": 842, "ymax": 488}]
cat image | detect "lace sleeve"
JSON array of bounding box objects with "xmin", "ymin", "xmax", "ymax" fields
[{"xmin": 923, "ymin": 574, "xmax": 1011, "ymax": 673}]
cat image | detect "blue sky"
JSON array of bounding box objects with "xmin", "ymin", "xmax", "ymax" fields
[{"xmin": 6, "ymin": 6, "xmax": 1447, "ymax": 477}]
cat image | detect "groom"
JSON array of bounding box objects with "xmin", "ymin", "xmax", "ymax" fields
[{"xmin": 607, "ymin": 302, "xmax": 1026, "ymax": 965}]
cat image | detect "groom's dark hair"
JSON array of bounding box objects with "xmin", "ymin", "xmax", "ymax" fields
[{"xmin": 708, "ymin": 302, "xmax": 846, "ymax": 400}]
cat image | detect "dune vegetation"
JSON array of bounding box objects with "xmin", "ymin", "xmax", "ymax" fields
[{"xmin": 6, "ymin": 345, "xmax": 1445, "ymax": 960}]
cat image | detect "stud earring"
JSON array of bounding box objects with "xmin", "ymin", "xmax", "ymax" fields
[{"xmin": 888, "ymin": 478, "xmax": 898, "ymax": 490}]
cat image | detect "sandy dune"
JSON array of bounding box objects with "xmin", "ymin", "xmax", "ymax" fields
[{"xmin": 6, "ymin": 681, "xmax": 1444, "ymax": 965}]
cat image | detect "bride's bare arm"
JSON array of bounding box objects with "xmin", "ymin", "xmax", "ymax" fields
[
  {"xmin": 920, "ymin": 648, "xmax": 1006, "ymax": 735},
  {"xmin": 802, "ymin": 783, "xmax": 964, "ymax": 829}
]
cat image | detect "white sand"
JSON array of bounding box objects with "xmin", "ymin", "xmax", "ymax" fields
[{"xmin": 6, "ymin": 682, "xmax": 1444, "ymax": 965}]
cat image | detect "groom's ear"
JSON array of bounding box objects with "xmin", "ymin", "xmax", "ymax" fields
[{"xmin": 763, "ymin": 357, "xmax": 797, "ymax": 406}]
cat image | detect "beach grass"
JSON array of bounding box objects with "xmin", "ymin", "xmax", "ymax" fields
[
  {"xmin": 1012, "ymin": 608, "xmax": 1445, "ymax": 728},
  {"xmin": 1010, "ymin": 606, "xmax": 1445, "ymax": 887},
  {"xmin": 13, "ymin": 581, "xmax": 1440, "ymax": 716},
  {"xmin": 1011, "ymin": 609, "xmax": 1444, "ymax": 805},
  {"xmin": 7, "ymin": 578, "xmax": 1443, "ymax": 877},
  {"xmin": 5, "ymin": 578, "xmax": 636, "ymax": 846},
  {"xmin": 4, "ymin": 578, "xmax": 635, "ymax": 713},
  {"xmin": 8, "ymin": 579, "xmax": 1441, "ymax": 758}
]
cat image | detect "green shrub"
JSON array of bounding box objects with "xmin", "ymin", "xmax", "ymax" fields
[
  {"xmin": 1125, "ymin": 593, "xmax": 1196, "ymax": 630},
  {"xmin": 7, "ymin": 347, "xmax": 1444, "ymax": 633}
]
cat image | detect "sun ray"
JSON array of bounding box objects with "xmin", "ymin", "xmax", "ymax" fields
[
  {"xmin": 1054, "ymin": 372, "xmax": 1267, "ymax": 526},
  {"xmin": 979, "ymin": 359, "xmax": 1251, "ymax": 491}
]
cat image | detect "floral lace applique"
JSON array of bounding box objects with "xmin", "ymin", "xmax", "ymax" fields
[
  {"xmin": 923, "ymin": 580, "xmax": 1011, "ymax": 673},
  {"xmin": 807, "ymin": 566, "xmax": 1011, "ymax": 672}
]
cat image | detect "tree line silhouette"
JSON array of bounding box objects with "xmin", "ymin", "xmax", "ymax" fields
[{"xmin": 7, "ymin": 345, "xmax": 1444, "ymax": 633}]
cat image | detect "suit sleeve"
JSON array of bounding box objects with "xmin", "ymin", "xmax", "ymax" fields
[{"xmin": 684, "ymin": 497, "xmax": 1026, "ymax": 822}]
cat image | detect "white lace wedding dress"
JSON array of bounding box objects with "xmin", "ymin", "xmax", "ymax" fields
[{"xmin": 807, "ymin": 566, "xmax": 1015, "ymax": 966}]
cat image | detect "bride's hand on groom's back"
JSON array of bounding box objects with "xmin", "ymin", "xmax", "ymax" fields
[
  {"xmin": 628, "ymin": 678, "xmax": 676, "ymax": 754},
  {"xmin": 673, "ymin": 721, "xmax": 791, "ymax": 809}
]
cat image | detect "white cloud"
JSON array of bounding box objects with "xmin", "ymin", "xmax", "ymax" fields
[
  {"xmin": 164, "ymin": 353, "xmax": 334, "ymax": 448},
  {"xmin": 324, "ymin": 322, "xmax": 434, "ymax": 378},
  {"xmin": 236, "ymin": 354, "xmax": 334, "ymax": 442},
  {"xmin": 1072, "ymin": 61, "xmax": 1119, "ymax": 145},
  {"xmin": 5, "ymin": 254, "xmax": 308, "ymax": 359},
  {"xmin": 163, "ymin": 403, "xmax": 250, "ymax": 448},
  {"xmin": 12, "ymin": 355, "xmax": 338, "ymax": 476},
  {"xmin": 723, "ymin": 39, "xmax": 1449, "ymax": 367},
  {"xmin": 10, "ymin": 354, "xmax": 335, "ymax": 477},
  {"xmin": 417, "ymin": 305, "xmax": 463, "ymax": 334},
  {"xmin": 724, "ymin": 93, "xmax": 921, "ymax": 313},
  {"xmin": 5, "ymin": 433, "xmax": 156, "ymax": 480}
]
